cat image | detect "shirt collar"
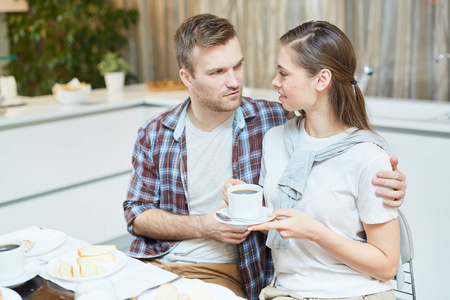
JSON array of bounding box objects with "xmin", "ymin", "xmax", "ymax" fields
[{"xmin": 173, "ymin": 98, "xmax": 246, "ymax": 141}]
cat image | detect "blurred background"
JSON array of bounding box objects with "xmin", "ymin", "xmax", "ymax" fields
[{"xmin": 0, "ymin": 0, "xmax": 449, "ymax": 99}]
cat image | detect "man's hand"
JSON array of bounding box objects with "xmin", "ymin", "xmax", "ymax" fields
[
  {"xmin": 201, "ymin": 205, "xmax": 250, "ymax": 244},
  {"xmin": 221, "ymin": 178, "xmax": 246, "ymax": 204},
  {"xmin": 373, "ymin": 156, "xmax": 407, "ymax": 208}
]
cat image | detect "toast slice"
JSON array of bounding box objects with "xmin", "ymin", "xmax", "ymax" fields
[
  {"xmin": 155, "ymin": 283, "xmax": 179, "ymax": 300},
  {"xmin": 78, "ymin": 245, "xmax": 117, "ymax": 257},
  {"xmin": 77, "ymin": 252, "xmax": 115, "ymax": 264}
]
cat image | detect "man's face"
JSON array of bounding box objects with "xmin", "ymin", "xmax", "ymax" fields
[{"xmin": 187, "ymin": 36, "xmax": 244, "ymax": 113}]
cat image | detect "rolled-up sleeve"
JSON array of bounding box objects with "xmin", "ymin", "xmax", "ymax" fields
[{"xmin": 123, "ymin": 125, "xmax": 160, "ymax": 235}]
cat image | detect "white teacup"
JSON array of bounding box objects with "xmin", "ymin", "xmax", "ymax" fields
[
  {"xmin": 227, "ymin": 184, "xmax": 263, "ymax": 221},
  {"xmin": 0, "ymin": 238, "xmax": 25, "ymax": 281}
]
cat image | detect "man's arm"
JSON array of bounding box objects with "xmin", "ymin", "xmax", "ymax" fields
[
  {"xmin": 133, "ymin": 207, "xmax": 250, "ymax": 244},
  {"xmin": 374, "ymin": 156, "xmax": 407, "ymax": 208},
  {"xmin": 124, "ymin": 125, "xmax": 250, "ymax": 245}
]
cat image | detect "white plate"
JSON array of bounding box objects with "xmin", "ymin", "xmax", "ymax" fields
[
  {"xmin": 0, "ymin": 260, "xmax": 41, "ymax": 288},
  {"xmin": 45, "ymin": 250, "xmax": 127, "ymax": 282},
  {"xmin": 214, "ymin": 207, "xmax": 275, "ymax": 229},
  {"xmin": 0, "ymin": 287, "xmax": 22, "ymax": 300},
  {"xmin": 5, "ymin": 228, "xmax": 66, "ymax": 257},
  {"xmin": 139, "ymin": 281, "xmax": 238, "ymax": 300}
]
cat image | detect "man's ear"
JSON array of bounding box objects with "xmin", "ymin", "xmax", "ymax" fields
[
  {"xmin": 316, "ymin": 69, "xmax": 332, "ymax": 91},
  {"xmin": 180, "ymin": 68, "xmax": 193, "ymax": 87}
]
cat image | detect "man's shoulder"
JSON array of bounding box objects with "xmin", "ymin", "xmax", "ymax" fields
[
  {"xmin": 241, "ymin": 97, "xmax": 286, "ymax": 123},
  {"xmin": 242, "ymin": 96, "xmax": 283, "ymax": 110},
  {"xmin": 140, "ymin": 101, "xmax": 186, "ymax": 132}
]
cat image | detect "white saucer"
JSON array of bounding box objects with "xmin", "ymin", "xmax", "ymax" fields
[
  {"xmin": 214, "ymin": 207, "xmax": 275, "ymax": 229},
  {"xmin": 0, "ymin": 260, "xmax": 41, "ymax": 288},
  {"xmin": 5, "ymin": 228, "xmax": 66, "ymax": 257},
  {"xmin": 0, "ymin": 287, "xmax": 22, "ymax": 300}
]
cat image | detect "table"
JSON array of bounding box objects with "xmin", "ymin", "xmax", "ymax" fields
[
  {"xmin": 2, "ymin": 227, "xmax": 245, "ymax": 300},
  {"xmin": 11, "ymin": 276, "xmax": 73, "ymax": 300}
]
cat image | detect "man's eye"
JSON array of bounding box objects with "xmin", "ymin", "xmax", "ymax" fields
[
  {"xmin": 211, "ymin": 70, "xmax": 222, "ymax": 75},
  {"xmin": 279, "ymin": 71, "xmax": 287, "ymax": 77}
]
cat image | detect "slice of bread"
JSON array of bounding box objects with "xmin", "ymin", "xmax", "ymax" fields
[
  {"xmin": 191, "ymin": 286, "xmax": 213, "ymax": 300},
  {"xmin": 53, "ymin": 259, "xmax": 64, "ymax": 277},
  {"xmin": 72, "ymin": 263, "xmax": 81, "ymax": 278},
  {"xmin": 79, "ymin": 261, "xmax": 93, "ymax": 277},
  {"xmin": 179, "ymin": 294, "xmax": 190, "ymax": 300},
  {"xmin": 77, "ymin": 252, "xmax": 115, "ymax": 264},
  {"xmin": 78, "ymin": 245, "xmax": 117, "ymax": 257},
  {"xmin": 96, "ymin": 265, "xmax": 107, "ymax": 275},
  {"xmin": 64, "ymin": 264, "xmax": 73, "ymax": 278},
  {"xmin": 155, "ymin": 283, "xmax": 179, "ymax": 300}
]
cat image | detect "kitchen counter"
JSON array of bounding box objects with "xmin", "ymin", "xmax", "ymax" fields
[
  {"xmin": 0, "ymin": 84, "xmax": 187, "ymax": 129},
  {"xmin": 2, "ymin": 84, "xmax": 450, "ymax": 135}
]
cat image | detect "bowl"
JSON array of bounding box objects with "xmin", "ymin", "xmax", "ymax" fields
[{"xmin": 52, "ymin": 80, "xmax": 91, "ymax": 105}]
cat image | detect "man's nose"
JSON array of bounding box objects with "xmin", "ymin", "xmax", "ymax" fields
[{"xmin": 226, "ymin": 70, "xmax": 240, "ymax": 88}]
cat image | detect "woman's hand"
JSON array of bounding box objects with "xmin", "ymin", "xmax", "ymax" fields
[
  {"xmin": 250, "ymin": 208, "xmax": 324, "ymax": 240},
  {"xmin": 374, "ymin": 156, "xmax": 407, "ymax": 208},
  {"xmin": 221, "ymin": 178, "xmax": 246, "ymax": 204}
]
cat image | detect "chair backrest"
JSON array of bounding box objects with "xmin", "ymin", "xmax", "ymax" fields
[{"xmin": 398, "ymin": 209, "xmax": 414, "ymax": 264}]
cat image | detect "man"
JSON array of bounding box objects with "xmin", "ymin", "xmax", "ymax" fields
[{"xmin": 123, "ymin": 14, "xmax": 407, "ymax": 300}]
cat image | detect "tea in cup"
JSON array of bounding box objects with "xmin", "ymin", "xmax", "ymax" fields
[
  {"xmin": 227, "ymin": 184, "xmax": 263, "ymax": 221},
  {"xmin": 0, "ymin": 238, "xmax": 25, "ymax": 281}
]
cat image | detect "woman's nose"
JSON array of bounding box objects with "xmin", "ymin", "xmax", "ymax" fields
[{"xmin": 272, "ymin": 75, "xmax": 281, "ymax": 88}]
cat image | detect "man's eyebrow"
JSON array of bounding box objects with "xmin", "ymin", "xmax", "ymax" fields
[
  {"xmin": 206, "ymin": 57, "xmax": 245, "ymax": 73},
  {"xmin": 236, "ymin": 57, "xmax": 245, "ymax": 66},
  {"xmin": 277, "ymin": 64, "xmax": 285, "ymax": 70}
]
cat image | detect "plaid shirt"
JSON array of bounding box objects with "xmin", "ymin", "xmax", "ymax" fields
[{"xmin": 123, "ymin": 97, "xmax": 287, "ymax": 300}]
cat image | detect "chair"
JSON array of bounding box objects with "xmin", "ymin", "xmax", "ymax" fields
[{"xmin": 392, "ymin": 209, "xmax": 417, "ymax": 300}]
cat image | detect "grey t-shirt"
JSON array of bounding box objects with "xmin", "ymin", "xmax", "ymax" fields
[{"xmin": 162, "ymin": 113, "xmax": 238, "ymax": 264}]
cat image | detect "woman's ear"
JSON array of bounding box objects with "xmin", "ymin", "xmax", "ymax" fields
[
  {"xmin": 179, "ymin": 68, "xmax": 193, "ymax": 87},
  {"xmin": 315, "ymin": 69, "xmax": 332, "ymax": 91}
]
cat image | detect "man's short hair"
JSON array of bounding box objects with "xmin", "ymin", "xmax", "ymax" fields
[{"xmin": 174, "ymin": 13, "xmax": 237, "ymax": 77}]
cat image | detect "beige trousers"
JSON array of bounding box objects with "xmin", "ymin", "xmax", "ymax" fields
[
  {"xmin": 259, "ymin": 285, "xmax": 395, "ymax": 300},
  {"xmin": 145, "ymin": 258, "xmax": 246, "ymax": 298}
]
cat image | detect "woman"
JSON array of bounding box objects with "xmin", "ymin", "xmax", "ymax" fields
[{"xmin": 227, "ymin": 21, "xmax": 400, "ymax": 300}]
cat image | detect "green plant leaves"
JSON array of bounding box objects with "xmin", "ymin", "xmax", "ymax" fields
[{"xmin": 4, "ymin": 0, "xmax": 138, "ymax": 96}]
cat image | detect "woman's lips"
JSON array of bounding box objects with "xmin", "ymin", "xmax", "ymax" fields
[{"xmin": 278, "ymin": 91, "xmax": 286, "ymax": 102}]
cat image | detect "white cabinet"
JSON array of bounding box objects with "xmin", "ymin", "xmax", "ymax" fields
[
  {"xmin": 0, "ymin": 105, "xmax": 169, "ymax": 244},
  {"xmin": 375, "ymin": 127, "xmax": 450, "ymax": 300},
  {"xmin": 0, "ymin": 174, "xmax": 130, "ymax": 244}
]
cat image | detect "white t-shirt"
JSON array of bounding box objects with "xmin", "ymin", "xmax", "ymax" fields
[
  {"xmin": 259, "ymin": 119, "xmax": 398, "ymax": 298},
  {"xmin": 162, "ymin": 113, "xmax": 238, "ymax": 264}
]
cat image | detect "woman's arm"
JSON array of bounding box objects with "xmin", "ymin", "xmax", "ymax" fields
[{"xmin": 251, "ymin": 209, "xmax": 400, "ymax": 281}]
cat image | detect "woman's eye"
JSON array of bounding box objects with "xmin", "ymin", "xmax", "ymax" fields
[{"xmin": 279, "ymin": 71, "xmax": 287, "ymax": 77}]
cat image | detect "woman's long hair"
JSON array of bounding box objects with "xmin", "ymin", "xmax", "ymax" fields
[{"xmin": 280, "ymin": 21, "xmax": 372, "ymax": 131}]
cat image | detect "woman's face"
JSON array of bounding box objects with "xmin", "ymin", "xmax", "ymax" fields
[{"xmin": 272, "ymin": 46, "xmax": 317, "ymax": 113}]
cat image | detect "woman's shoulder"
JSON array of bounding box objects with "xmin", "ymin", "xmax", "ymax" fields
[
  {"xmin": 347, "ymin": 142, "xmax": 391, "ymax": 171},
  {"xmin": 265, "ymin": 122, "xmax": 286, "ymax": 139}
]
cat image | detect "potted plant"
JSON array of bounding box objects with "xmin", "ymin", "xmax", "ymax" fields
[
  {"xmin": 4, "ymin": 1, "xmax": 138, "ymax": 96},
  {"xmin": 97, "ymin": 52, "xmax": 131, "ymax": 93}
]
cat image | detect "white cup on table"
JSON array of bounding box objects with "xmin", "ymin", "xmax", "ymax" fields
[
  {"xmin": 0, "ymin": 238, "xmax": 25, "ymax": 280},
  {"xmin": 227, "ymin": 184, "xmax": 263, "ymax": 221}
]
